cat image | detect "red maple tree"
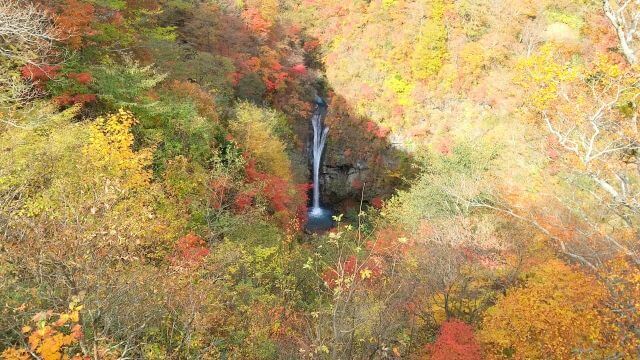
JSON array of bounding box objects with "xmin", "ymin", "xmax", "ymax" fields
[{"xmin": 427, "ymin": 320, "xmax": 482, "ymax": 360}]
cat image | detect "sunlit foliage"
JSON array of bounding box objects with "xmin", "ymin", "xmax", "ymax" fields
[
  {"xmin": 2, "ymin": 0, "xmax": 640, "ymax": 358},
  {"xmin": 480, "ymin": 260, "xmax": 614, "ymax": 359}
]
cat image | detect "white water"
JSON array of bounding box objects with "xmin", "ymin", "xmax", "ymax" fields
[{"xmin": 310, "ymin": 105, "xmax": 328, "ymax": 215}]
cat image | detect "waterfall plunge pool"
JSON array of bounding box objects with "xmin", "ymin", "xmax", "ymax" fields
[{"xmin": 306, "ymin": 207, "xmax": 334, "ymax": 233}]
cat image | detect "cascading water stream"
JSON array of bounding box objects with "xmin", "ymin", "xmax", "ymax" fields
[
  {"xmin": 306, "ymin": 96, "xmax": 334, "ymax": 232},
  {"xmin": 310, "ymin": 109, "xmax": 329, "ymax": 215}
]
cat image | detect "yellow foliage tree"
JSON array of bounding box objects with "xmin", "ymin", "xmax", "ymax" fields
[
  {"xmin": 480, "ymin": 260, "xmax": 613, "ymax": 359},
  {"xmin": 231, "ymin": 102, "xmax": 292, "ymax": 180},
  {"xmin": 83, "ymin": 109, "xmax": 153, "ymax": 190},
  {"xmin": 599, "ymin": 256, "xmax": 640, "ymax": 356},
  {"xmin": 515, "ymin": 43, "xmax": 580, "ymax": 110},
  {"xmin": 411, "ymin": 0, "xmax": 448, "ymax": 79},
  {"xmin": 246, "ymin": 0, "xmax": 279, "ymax": 23}
]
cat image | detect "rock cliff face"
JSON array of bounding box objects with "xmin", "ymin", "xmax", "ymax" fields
[
  {"xmin": 323, "ymin": 161, "xmax": 368, "ymax": 203},
  {"xmin": 321, "ymin": 146, "xmax": 408, "ymax": 208}
]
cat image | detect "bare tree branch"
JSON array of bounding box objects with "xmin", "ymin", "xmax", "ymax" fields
[
  {"xmin": 0, "ymin": 0, "xmax": 59, "ymax": 63},
  {"xmin": 603, "ymin": 0, "xmax": 640, "ymax": 65}
]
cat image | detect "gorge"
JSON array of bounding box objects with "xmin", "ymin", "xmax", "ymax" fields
[{"xmin": 2, "ymin": 0, "xmax": 639, "ymax": 358}]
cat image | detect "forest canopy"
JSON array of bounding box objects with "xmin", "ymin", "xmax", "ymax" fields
[{"xmin": 1, "ymin": 0, "xmax": 639, "ymax": 359}]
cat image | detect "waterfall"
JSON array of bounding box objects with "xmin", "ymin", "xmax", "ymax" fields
[
  {"xmin": 310, "ymin": 101, "xmax": 329, "ymax": 216},
  {"xmin": 305, "ymin": 96, "xmax": 334, "ymax": 232}
]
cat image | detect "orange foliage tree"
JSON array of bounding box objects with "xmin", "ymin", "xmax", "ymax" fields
[
  {"xmin": 1, "ymin": 301, "xmax": 85, "ymax": 360},
  {"xmin": 480, "ymin": 260, "xmax": 615, "ymax": 359},
  {"xmin": 53, "ymin": 0, "xmax": 96, "ymax": 49}
]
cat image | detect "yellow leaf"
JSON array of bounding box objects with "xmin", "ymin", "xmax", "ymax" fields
[
  {"xmin": 360, "ymin": 268, "xmax": 372, "ymax": 280},
  {"xmin": 70, "ymin": 311, "xmax": 80, "ymax": 323},
  {"xmin": 55, "ymin": 314, "xmax": 70, "ymax": 326}
]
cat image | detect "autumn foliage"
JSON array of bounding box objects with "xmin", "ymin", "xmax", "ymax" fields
[
  {"xmin": 480, "ymin": 260, "xmax": 613, "ymax": 359},
  {"xmin": 54, "ymin": 0, "xmax": 95, "ymax": 49},
  {"xmin": 427, "ymin": 320, "xmax": 482, "ymax": 360},
  {"xmin": 1, "ymin": 301, "xmax": 85, "ymax": 360},
  {"xmin": 4, "ymin": 0, "xmax": 640, "ymax": 358},
  {"xmin": 171, "ymin": 233, "xmax": 210, "ymax": 267},
  {"xmin": 20, "ymin": 65, "xmax": 61, "ymax": 90}
]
